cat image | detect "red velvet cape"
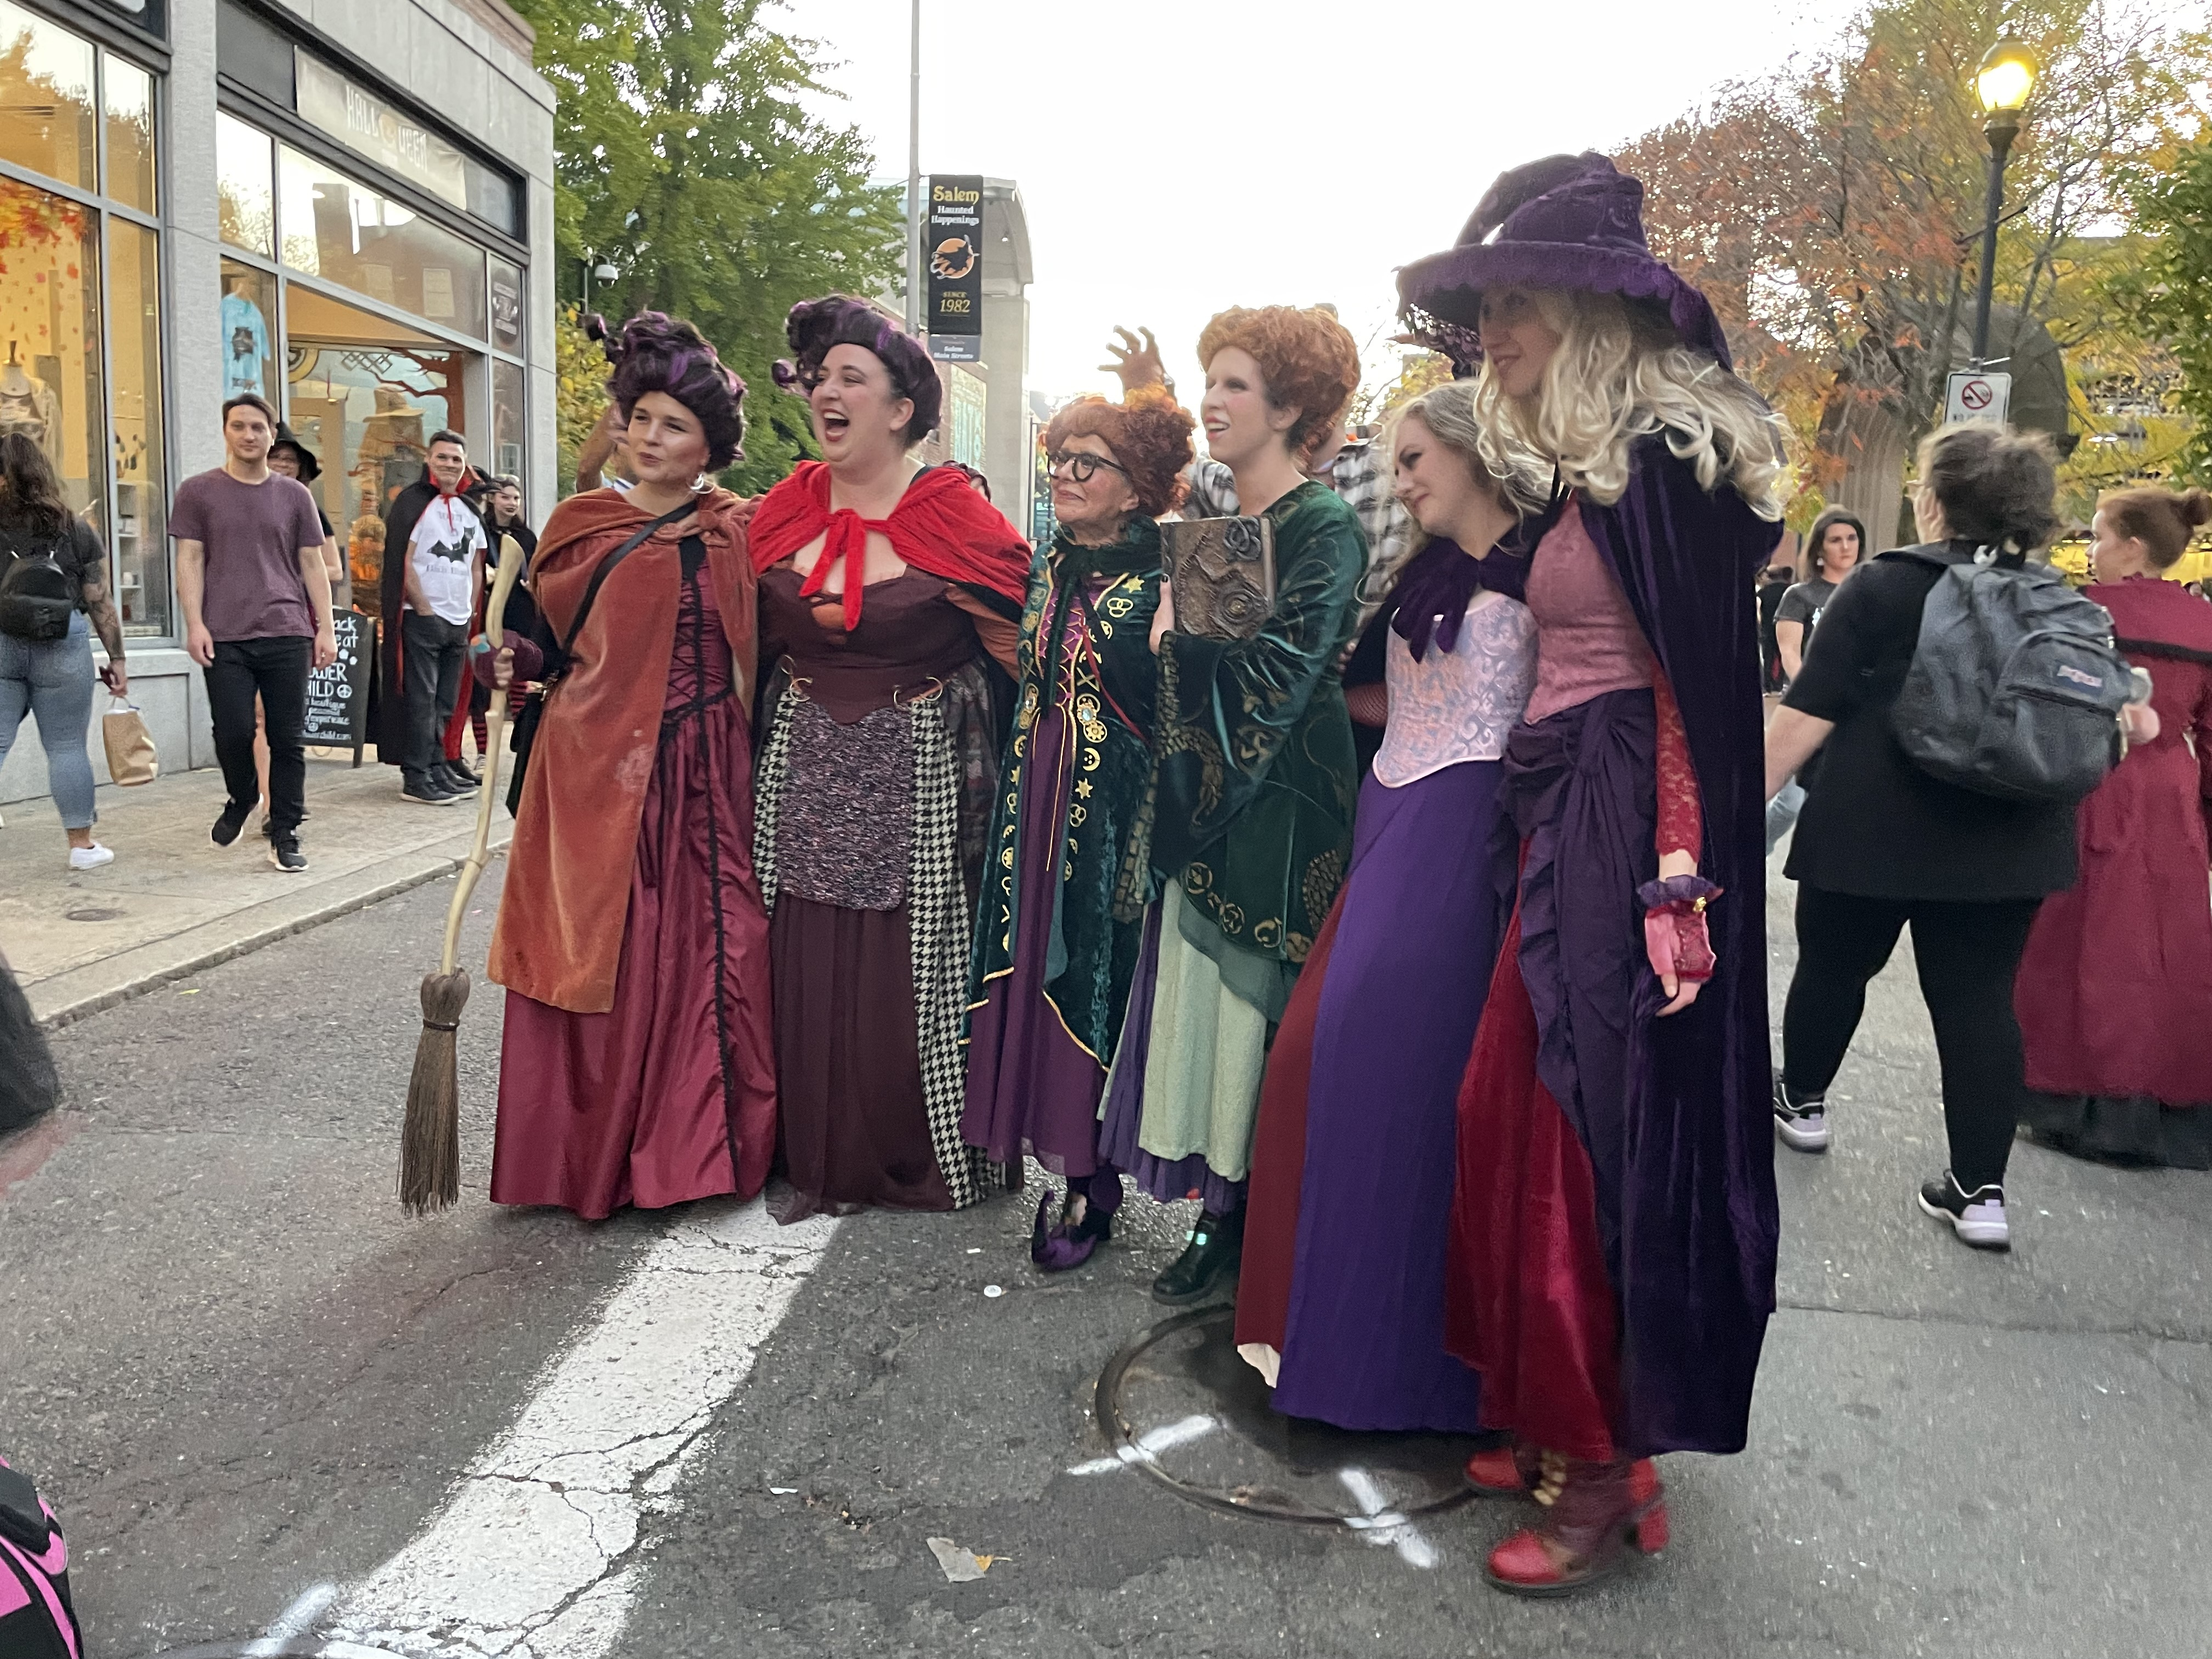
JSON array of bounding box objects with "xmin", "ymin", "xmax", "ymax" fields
[{"xmin": 747, "ymin": 461, "xmax": 1029, "ymax": 630}]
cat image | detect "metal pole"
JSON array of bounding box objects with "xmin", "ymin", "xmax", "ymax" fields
[
  {"xmin": 906, "ymin": 0, "xmax": 922, "ymax": 335},
  {"xmin": 1970, "ymin": 120, "xmax": 2016, "ymax": 367}
]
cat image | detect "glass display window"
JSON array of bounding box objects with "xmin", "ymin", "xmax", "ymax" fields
[
  {"xmin": 101, "ymin": 51, "xmax": 153, "ymax": 212},
  {"xmin": 490, "ymin": 357, "xmax": 522, "ymax": 483},
  {"xmin": 217, "ymin": 109, "xmax": 274, "ymax": 257},
  {"xmin": 283, "ymin": 286, "xmax": 470, "ymax": 619},
  {"xmin": 219, "ymin": 257, "xmax": 278, "ymax": 406},
  {"xmin": 110, "ymin": 218, "xmax": 165, "ymax": 635},
  {"xmin": 0, "ymin": 0, "xmax": 95, "ymax": 190},
  {"xmin": 279, "ymin": 144, "xmax": 488, "ymax": 341},
  {"xmin": 0, "ymin": 173, "xmax": 104, "ymax": 529}
]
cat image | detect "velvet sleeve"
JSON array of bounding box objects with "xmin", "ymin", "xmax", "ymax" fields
[
  {"xmin": 1654, "ymin": 669, "xmax": 1701, "ymax": 859},
  {"xmin": 1148, "ymin": 488, "xmax": 1363, "ymax": 874}
]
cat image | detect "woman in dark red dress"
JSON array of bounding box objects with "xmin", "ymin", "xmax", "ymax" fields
[
  {"xmin": 2019, "ymin": 486, "xmax": 2212, "ymax": 1167},
  {"xmin": 483, "ymin": 313, "xmax": 776, "ymax": 1220},
  {"xmin": 748, "ymin": 297, "xmax": 1030, "ymax": 1220}
]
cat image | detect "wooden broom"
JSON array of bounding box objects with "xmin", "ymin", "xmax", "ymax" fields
[{"xmin": 400, "ymin": 530, "xmax": 527, "ymax": 1215}]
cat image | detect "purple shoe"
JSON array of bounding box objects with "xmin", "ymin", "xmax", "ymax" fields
[{"xmin": 1030, "ymin": 1188, "xmax": 1113, "ymax": 1272}]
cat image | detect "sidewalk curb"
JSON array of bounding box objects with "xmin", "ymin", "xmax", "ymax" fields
[{"xmin": 29, "ymin": 833, "xmax": 510, "ymax": 1031}]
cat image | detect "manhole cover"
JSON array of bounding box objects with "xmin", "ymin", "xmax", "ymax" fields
[
  {"xmin": 65, "ymin": 906, "xmax": 122, "ymax": 922},
  {"xmin": 1094, "ymin": 1305, "xmax": 1483, "ymax": 1525}
]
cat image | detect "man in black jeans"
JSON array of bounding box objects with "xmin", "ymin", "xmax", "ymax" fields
[
  {"xmin": 171, "ymin": 393, "xmax": 337, "ymax": 873},
  {"xmin": 380, "ymin": 432, "xmax": 486, "ymax": 806}
]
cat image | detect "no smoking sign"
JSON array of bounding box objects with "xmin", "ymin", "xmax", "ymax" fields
[{"xmin": 1945, "ymin": 369, "xmax": 2013, "ymax": 427}]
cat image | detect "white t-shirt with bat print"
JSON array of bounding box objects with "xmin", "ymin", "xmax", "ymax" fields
[{"xmin": 408, "ymin": 492, "xmax": 481, "ymax": 626}]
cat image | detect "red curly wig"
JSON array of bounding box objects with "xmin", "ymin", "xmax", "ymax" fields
[
  {"xmin": 1196, "ymin": 306, "xmax": 1362, "ymax": 458},
  {"xmin": 1043, "ymin": 386, "xmax": 1196, "ymax": 517}
]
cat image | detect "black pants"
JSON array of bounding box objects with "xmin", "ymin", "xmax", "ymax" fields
[
  {"xmin": 401, "ymin": 612, "xmax": 467, "ymax": 787},
  {"xmin": 1782, "ymin": 884, "xmax": 2041, "ymax": 1192},
  {"xmin": 206, "ymin": 635, "xmax": 309, "ymax": 837}
]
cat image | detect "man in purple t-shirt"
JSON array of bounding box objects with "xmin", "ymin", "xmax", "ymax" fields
[{"xmin": 171, "ymin": 393, "xmax": 336, "ymax": 872}]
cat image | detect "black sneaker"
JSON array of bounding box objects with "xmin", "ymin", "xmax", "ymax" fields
[
  {"xmin": 267, "ymin": 834, "xmax": 308, "ymax": 873},
  {"xmin": 1773, "ymin": 1067, "xmax": 1830, "ymax": 1153},
  {"xmin": 211, "ymin": 800, "xmax": 253, "ymax": 847},
  {"xmin": 1918, "ymin": 1171, "xmax": 2010, "ymax": 1251},
  {"xmin": 402, "ymin": 778, "xmax": 456, "ymax": 806},
  {"xmin": 1152, "ymin": 1209, "xmax": 1245, "ymax": 1306},
  {"xmin": 445, "ymin": 754, "xmax": 482, "ymax": 786},
  {"xmin": 435, "ymin": 761, "xmax": 481, "ymax": 798}
]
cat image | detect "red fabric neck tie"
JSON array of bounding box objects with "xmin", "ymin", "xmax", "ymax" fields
[{"xmin": 796, "ymin": 505, "xmax": 894, "ymax": 631}]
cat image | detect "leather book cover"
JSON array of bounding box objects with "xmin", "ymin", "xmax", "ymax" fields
[{"xmin": 1161, "ymin": 515, "xmax": 1276, "ymax": 640}]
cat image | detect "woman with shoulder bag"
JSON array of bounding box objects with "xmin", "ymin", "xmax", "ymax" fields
[
  {"xmin": 478, "ymin": 312, "xmax": 777, "ymax": 1220},
  {"xmin": 0, "ymin": 432, "xmax": 126, "ymax": 870}
]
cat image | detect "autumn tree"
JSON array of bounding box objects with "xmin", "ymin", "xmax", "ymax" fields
[
  {"xmin": 511, "ymin": 0, "xmax": 905, "ymax": 494},
  {"xmin": 2120, "ymin": 134, "xmax": 2212, "ymax": 485},
  {"xmin": 1618, "ymin": 0, "xmax": 2211, "ymax": 532}
]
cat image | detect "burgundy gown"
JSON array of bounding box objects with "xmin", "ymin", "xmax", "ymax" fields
[
  {"xmin": 2018, "ymin": 575, "xmax": 2212, "ymax": 1165},
  {"xmin": 492, "ymin": 561, "xmax": 777, "ymax": 1218}
]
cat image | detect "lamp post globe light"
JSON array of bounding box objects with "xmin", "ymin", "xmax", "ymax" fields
[{"xmin": 1970, "ymin": 37, "xmax": 2040, "ymax": 366}]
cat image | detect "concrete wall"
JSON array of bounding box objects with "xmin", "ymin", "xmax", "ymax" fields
[{"xmin": 4, "ymin": 0, "xmax": 554, "ymax": 811}]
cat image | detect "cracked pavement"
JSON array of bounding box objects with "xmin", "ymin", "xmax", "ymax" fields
[{"xmin": 6, "ymin": 854, "xmax": 2210, "ymax": 1658}]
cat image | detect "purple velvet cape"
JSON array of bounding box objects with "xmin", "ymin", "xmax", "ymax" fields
[{"xmin": 1570, "ymin": 435, "xmax": 1782, "ymax": 1454}]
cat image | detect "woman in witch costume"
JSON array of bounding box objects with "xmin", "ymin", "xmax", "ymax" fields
[
  {"xmin": 1234, "ymin": 379, "xmax": 1539, "ymax": 1430},
  {"xmin": 962, "ymin": 387, "xmax": 1196, "ymax": 1266},
  {"xmin": 1396, "ymin": 153, "xmax": 1786, "ymax": 1593},
  {"xmin": 482, "ymin": 312, "xmax": 777, "ymax": 1220},
  {"xmin": 1098, "ymin": 305, "xmax": 1367, "ymax": 1304},
  {"xmin": 749, "ymin": 296, "xmax": 1031, "ymax": 1220}
]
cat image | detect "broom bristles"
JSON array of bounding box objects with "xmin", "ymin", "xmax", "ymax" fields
[{"xmin": 400, "ymin": 968, "xmax": 471, "ymax": 1215}]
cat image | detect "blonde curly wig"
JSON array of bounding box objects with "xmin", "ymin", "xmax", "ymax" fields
[{"xmin": 1473, "ymin": 289, "xmax": 1786, "ymax": 521}]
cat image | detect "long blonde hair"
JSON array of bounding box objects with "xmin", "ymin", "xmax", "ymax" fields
[{"xmin": 1473, "ymin": 289, "xmax": 1786, "ymax": 521}]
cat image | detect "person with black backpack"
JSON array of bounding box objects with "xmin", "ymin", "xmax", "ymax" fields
[
  {"xmin": 1763, "ymin": 424, "xmax": 2154, "ymax": 1251},
  {"xmin": 0, "ymin": 432, "xmax": 127, "ymax": 870}
]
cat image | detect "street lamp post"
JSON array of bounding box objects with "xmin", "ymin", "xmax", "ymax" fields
[{"xmin": 1969, "ymin": 37, "xmax": 2040, "ymax": 366}]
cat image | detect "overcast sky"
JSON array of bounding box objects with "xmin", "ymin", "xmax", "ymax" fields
[{"xmin": 776, "ymin": 0, "xmax": 1846, "ymax": 404}]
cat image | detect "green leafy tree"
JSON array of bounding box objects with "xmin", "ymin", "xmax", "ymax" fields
[
  {"xmin": 2120, "ymin": 136, "xmax": 2212, "ymax": 485},
  {"xmin": 512, "ymin": 0, "xmax": 905, "ymax": 494}
]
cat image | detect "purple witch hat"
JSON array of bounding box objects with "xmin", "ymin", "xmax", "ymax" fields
[{"xmin": 1396, "ymin": 152, "xmax": 1732, "ymax": 375}]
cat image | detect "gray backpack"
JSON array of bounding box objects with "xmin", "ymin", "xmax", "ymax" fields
[{"xmin": 1887, "ymin": 544, "xmax": 2128, "ymax": 804}]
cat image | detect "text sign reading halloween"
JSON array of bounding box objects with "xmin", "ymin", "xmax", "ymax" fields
[{"xmin": 927, "ymin": 174, "xmax": 984, "ymax": 361}]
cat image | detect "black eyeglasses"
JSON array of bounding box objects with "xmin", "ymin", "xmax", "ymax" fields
[{"xmin": 1047, "ymin": 451, "xmax": 1130, "ymax": 483}]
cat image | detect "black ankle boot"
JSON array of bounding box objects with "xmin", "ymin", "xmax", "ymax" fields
[{"xmin": 1152, "ymin": 1208, "xmax": 1244, "ymax": 1306}]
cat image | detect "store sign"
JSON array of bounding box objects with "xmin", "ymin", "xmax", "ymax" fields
[
  {"xmin": 490, "ymin": 264, "xmax": 523, "ymax": 351},
  {"xmin": 926, "ymin": 174, "xmax": 983, "ymax": 363},
  {"xmin": 304, "ymin": 611, "xmax": 375, "ymax": 758},
  {"xmin": 295, "ymin": 51, "xmax": 469, "ymax": 212}
]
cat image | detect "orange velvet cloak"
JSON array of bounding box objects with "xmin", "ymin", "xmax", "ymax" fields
[{"xmin": 488, "ymin": 487, "xmax": 760, "ymax": 1013}]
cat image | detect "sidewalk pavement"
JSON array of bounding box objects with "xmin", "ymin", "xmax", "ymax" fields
[{"xmin": 0, "ymin": 755, "xmax": 510, "ymax": 1028}]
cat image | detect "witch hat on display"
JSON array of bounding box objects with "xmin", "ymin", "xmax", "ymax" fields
[{"xmin": 1396, "ymin": 151, "xmax": 1733, "ymax": 376}]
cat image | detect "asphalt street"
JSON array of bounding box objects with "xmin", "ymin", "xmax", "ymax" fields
[{"xmin": 7, "ymin": 854, "xmax": 2210, "ymax": 1659}]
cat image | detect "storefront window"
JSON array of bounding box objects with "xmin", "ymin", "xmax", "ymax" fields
[
  {"xmin": 219, "ymin": 258, "xmax": 278, "ymax": 404},
  {"xmin": 109, "ymin": 219, "xmax": 165, "ymax": 635},
  {"xmin": 279, "ymin": 145, "xmax": 488, "ymax": 340},
  {"xmin": 216, "ymin": 110, "xmax": 274, "ymax": 257},
  {"xmin": 283, "ymin": 287, "xmax": 470, "ymax": 618},
  {"xmin": 490, "ymin": 257, "xmax": 522, "ymax": 355},
  {"xmin": 0, "ymin": 175, "xmax": 103, "ymax": 527},
  {"xmin": 0, "ymin": 0, "xmax": 95, "ymax": 189},
  {"xmin": 101, "ymin": 52, "xmax": 154, "ymax": 213},
  {"xmin": 490, "ymin": 358, "xmax": 523, "ymax": 483}
]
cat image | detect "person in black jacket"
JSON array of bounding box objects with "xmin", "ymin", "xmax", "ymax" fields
[
  {"xmin": 455, "ymin": 473, "xmax": 538, "ymax": 764},
  {"xmin": 376, "ymin": 433, "xmax": 489, "ymax": 803}
]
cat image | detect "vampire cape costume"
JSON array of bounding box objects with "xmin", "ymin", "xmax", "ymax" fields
[
  {"xmin": 486, "ymin": 487, "xmax": 778, "ymax": 1220},
  {"xmin": 748, "ymin": 460, "xmax": 1031, "ymax": 1218}
]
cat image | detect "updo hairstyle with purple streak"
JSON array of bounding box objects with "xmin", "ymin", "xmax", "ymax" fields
[
  {"xmin": 771, "ymin": 295, "xmax": 943, "ymax": 445},
  {"xmin": 586, "ymin": 311, "xmax": 747, "ymax": 472}
]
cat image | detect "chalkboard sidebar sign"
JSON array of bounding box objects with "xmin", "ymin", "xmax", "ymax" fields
[{"xmin": 304, "ymin": 610, "xmax": 377, "ymax": 763}]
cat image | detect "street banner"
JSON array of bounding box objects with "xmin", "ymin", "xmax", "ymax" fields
[
  {"xmin": 927, "ymin": 174, "xmax": 984, "ymax": 363},
  {"xmin": 1945, "ymin": 369, "xmax": 2013, "ymax": 427}
]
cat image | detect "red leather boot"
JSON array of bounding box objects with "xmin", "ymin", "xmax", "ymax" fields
[
  {"xmin": 1467, "ymin": 1443, "xmax": 1661, "ymax": 1509},
  {"xmin": 1483, "ymin": 1453, "xmax": 1667, "ymax": 1596}
]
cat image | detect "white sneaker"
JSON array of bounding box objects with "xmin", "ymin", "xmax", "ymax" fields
[
  {"xmin": 1772, "ymin": 1068, "xmax": 1830, "ymax": 1153},
  {"xmin": 1918, "ymin": 1171, "xmax": 2011, "ymax": 1252},
  {"xmin": 67, "ymin": 843, "xmax": 116, "ymax": 870}
]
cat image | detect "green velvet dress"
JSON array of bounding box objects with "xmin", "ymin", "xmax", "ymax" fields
[
  {"xmin": 1101, "ymin": 479, "xmax": 1366, "ymax": 1194},
  {"xmin": 960, "ymin": 520, "xmax": 1165, "ymax": 1178}
]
